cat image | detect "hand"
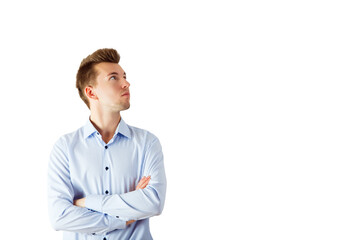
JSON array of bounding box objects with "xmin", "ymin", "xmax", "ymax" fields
[
  {"xmin": 136, "ymin": 176, "xmax": 151, "ymax": 190},
  {"xmin": 126, "ymin": 220, "xmax": 136, "ymax": 225},
  {"xmin": 73, "ymin": 197, "xmax": 85, "ymax": 208}
]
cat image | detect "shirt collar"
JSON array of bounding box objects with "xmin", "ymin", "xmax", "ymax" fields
[
  {"xmin": 83, "ymin": 117, "xmax": 131, "ymax": 139},
  {"xmin": 116, "ymin": 118, "xmax": 131, "ymax": 139}
]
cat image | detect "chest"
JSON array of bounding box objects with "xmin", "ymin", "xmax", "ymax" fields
[{"xmin": 68, "ymin": 140, "xmax": 144, "ymax": 197}]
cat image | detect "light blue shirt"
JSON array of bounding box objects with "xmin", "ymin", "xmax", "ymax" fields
[{"xmin": 48, "ymin": 117, "xmax": 166, "ymax": 240}]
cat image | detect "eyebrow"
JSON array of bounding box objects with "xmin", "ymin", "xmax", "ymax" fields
[{"xmin": 107, "ymin": 72, "xmax": 126, "ymax": 76}]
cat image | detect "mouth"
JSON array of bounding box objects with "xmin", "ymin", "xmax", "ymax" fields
[{"xmin": 122, "ymin": 92, "xmax": 130, "ymax": 97}]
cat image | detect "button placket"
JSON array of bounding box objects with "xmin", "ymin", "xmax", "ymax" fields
[{"xmin": 103, "ymin": 143, "xmax": 110, "ymax": 197}]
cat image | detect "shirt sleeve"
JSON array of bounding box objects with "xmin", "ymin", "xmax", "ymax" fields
[
  {"xmin": 85, "ymin": 137, "xmax": 167, "ymax": 221},
  {"xmin": 48, "ymin": 137, "xmax": 127, "ymax": 235}
]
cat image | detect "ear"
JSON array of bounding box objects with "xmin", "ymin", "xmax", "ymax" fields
[{"xmin": 84, "ymin": 86, "xmax": 99, "ymax": 101}]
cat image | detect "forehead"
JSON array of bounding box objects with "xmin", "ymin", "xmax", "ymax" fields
[{"xmin": 95, "ymin": 62, "xmax": 125, "ymax": 75}]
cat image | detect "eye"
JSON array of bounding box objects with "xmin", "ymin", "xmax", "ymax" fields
[{"xmin": 109, "ymin": 76, "xmax": 117, "ymax": 80}]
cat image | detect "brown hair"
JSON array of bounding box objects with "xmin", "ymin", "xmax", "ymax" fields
[{"xmin": 76, "ymin": 48, "xmax": 120, "ymax": 109}]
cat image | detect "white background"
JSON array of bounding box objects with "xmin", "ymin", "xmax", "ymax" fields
[{"xmin": 0, "ymin": 0, "xmax": 337, "ymax": 239}]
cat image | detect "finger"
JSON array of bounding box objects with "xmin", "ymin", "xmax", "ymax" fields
[
  {"xmin": 137, "ymin": 177, "xmax": 145, "ymax": 185},
  {"xmin": 126, "ymin": 220, "xmax": 135, "ymax": 225},
  {"xmin": 136, "ymin": 176, "xmax": 151, "ymax": 190},
  {"xmin": 139, "ymin": 176, "xmax": 151, "ymax": 189},
  {"xmin": 136, "ymin": 176, "xmax": 147, "ymax": 190},
  {"xmin": 137, "ymin": 177, "xmax": 149, "ymax": 190},
  {"xmin": 139, "ymin": 176, "xmax": 150, "ymax": 184}
]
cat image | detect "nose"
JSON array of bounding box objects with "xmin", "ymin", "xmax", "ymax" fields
[{"xmin": 122, "ymin": 78, "xmax": 130, "ymax": 89}]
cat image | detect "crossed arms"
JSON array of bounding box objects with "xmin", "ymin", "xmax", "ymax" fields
[
  {"xmin": 48, "ymin": 137, "xmax": 166, "ymax": 236},
  {"xmin": 73, "ymin": 176, "xmax": 152, "ymax": 226}
]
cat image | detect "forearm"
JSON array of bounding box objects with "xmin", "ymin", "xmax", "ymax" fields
[
  {"xmin": 85, "ymin": 179, "xmax": 166, "ymax": 221},
  {"xmin": 75, "ymin": 176, "xmax": 160, "ymax": 221},
  {"xmin": 49, "ymin": 197, "xmax": 126, "ymax": 235},
  {"xmin": 73, "ymin": 176, "xmax": 154, "ymax": 224}
]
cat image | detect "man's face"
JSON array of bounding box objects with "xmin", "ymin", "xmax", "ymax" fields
[{"xmin": 90, "ymin": 62, "xmax": 130, "ymax": 111}]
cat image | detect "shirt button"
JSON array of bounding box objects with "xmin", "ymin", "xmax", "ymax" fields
[
  {"xmin": 116, "ymin": 216, "xmax": 119, "ymax": 218},
  {"xmin": 105, "ymin": 167, "xmax": 109, "ymax": 171},
  {"xmin": 105, "ymin": 146, "xmax": 108, "ymax": 149},
  {"xmin": 105, "ymin": 190, "xmax": 109, "ymax": 194},
  {"xmin": 103, "ymin": 238, "xmax": 107, "ymax": 240}
]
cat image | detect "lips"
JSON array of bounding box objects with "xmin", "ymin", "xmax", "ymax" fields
[{"xmin": 122, "ymin": 92, "xmax": 130, "ymax": 96}]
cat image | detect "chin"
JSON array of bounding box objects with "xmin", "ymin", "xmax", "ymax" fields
[{"xmin": 120, "ymin": 103, "xmax": 130, "ymax": 111}]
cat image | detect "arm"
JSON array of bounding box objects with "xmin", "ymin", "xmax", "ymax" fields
[
  {"xmin": 84, "ymin": 137, "xmax": 167, "ymax": 221},
  {"xmin": 48, "ymin": 138, "xmax": 126, "ymax": 235},
  {"xmin": 74, "ymin": 176, "xmax": 152, "ymax": 224}
]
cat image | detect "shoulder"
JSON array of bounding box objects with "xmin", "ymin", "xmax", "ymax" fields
[
  {"xmin": 52, "ymin": 125, "xmax": 85, "ymax": 149},
  {"xmin": 126, "ymin": 124, "xmax": 164, "ymax": 159},
  {"xmin": 126, "ymin": 123, "xmax": 161, "ymax": 146}
]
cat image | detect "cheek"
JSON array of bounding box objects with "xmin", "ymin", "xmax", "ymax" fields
[
  {"xmin": 99, "ymin": 86, "xmax": 119, "ymax": 100},
  {"xmin": 108, "ymin": 88, "xmax": 119, "ymax": 98}
]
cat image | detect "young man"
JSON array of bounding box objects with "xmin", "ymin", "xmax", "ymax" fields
[{"xmin": 48, "ymin": 48, "xmax": 167, "ymax": 240}]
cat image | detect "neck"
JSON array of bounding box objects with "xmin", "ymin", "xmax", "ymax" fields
[{"xmin": 90, "ymin": 107, "xmax": 121, "ymax": 144}]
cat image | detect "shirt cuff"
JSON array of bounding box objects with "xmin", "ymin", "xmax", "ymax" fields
[
  {"xmin": 86, "ymin": 194, "xmax": 104, "ymax": 212},
  {"xmin": 108, "ymin": 215, "xmax": 127, "ymax": 231}
]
